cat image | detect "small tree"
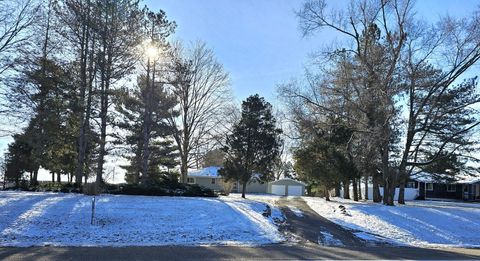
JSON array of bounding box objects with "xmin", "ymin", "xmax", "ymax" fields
[
  {"xmin": 219, "ymin": 179, "xmax": 234, "ymax": 195},
  {"xmin": 167, "ymin": 41, "xmax": 231, "ymax": 184},
  {"xmin": 220, "ymin": 95, "xmax": 282, "ymax": 198}
]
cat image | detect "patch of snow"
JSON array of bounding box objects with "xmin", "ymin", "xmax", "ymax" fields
[
  {"xmin": 227, "ymin": 194, "xmax": 286, "ymax": 220},
  {"xmin": 303, "ymin": 196, "xmax": 480, "ymax": 248},
  {"xmin": 318, "ymin": 231, "xmax": 344, "ymax": 246},
  {"xmin": 287, "ymin": 205, "xmax": 303, "ymax": 217},
  {"xmin": 0, "ymin": 191, "xmax": 284, "ymax": 247}
]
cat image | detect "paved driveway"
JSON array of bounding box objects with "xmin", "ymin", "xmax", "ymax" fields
[{"xmin": 276, "ymin": 197, "xmax": 366, "ymax": 246}]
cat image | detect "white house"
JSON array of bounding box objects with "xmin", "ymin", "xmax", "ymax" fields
[{"xmin": 187, "ymin": 166, "xmax": 305, "ymax": 195}]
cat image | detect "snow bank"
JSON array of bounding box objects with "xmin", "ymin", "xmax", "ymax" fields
[
  {"xmin": 0, "ymin": 191, "xmax": 284, "ymax": 247},
  {"xmin": 303, "ymin": 196, "xmax": 480, "ymax": 248}
]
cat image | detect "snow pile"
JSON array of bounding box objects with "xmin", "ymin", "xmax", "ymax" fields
[
  {"xmin": 303, "ymin": 196, "xmax": 480, "ymax": 248},
  {"xmin": 0, "ymin": 191, "xmax": 284, "ymax": 247}
]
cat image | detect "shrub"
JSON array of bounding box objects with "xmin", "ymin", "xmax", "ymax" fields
[
  {"xmin": 83, "ymin": 183, "xmax": 101, "ymax": 195},
  {"xmin": 109, "ymin": 182, "xmax": 216, "ymax": 197},
  {"xmin": 220, "ymin": 180, "xmax": 234, "ymax": 195}
]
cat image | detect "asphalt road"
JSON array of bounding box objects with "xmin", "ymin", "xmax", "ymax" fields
[{"xmin": 1, "ymin": 244, "xmax": 480, "ymax": 260}]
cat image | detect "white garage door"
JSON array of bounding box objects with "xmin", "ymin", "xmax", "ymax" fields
[
  {"xmin": 287, "ymin": 185, "xmax": 303, "ymax": 196},
  {"xmin": 271, "ymin": 185, "xmax": 286, "ymax": 196}
]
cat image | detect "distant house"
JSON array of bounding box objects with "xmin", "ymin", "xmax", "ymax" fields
[
  {"xmin": 187, "ymin": 166, "xmax": 267, "ymax": 194},
  {"xmin": 186, "ymin": 166, "xmax": 305, "ymax": 195},
  {"xmin": 410, "ymin": 172, "xmax": 480, "ymax": 201},
  {"xmin": 267, "ymin": 178, "xmax": 306, "ymax": 196}
]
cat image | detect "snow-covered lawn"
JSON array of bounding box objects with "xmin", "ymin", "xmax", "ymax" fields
[
  {"xmin": 303, "ymin": 196, "xmax": 480, "ymax": 248},
  {"xmin": 0, "ymin": 191, "xmax": 284, "ymax": 247}
]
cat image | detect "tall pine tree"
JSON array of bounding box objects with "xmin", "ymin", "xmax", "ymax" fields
[
  {"xmin": 115, "ymin": 75, "xmax": 178, "ymax": 184},
  {"xmin": 220, "ymin": 94, "xmax": 282, "ymax": 198}
]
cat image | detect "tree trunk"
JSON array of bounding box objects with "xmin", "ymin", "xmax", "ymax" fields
[
  {"xmin": 180, "ymin": 154, "xmax": 188, "ymax": 184},
  {"xmin": 51, "ymin": 172, "xmax": 54, "ymax": 183},
  {"xmin": 57, "ymin": 172, "xmax": 61, "ymax": 183},
  {"xmin": 352, "ymin": 178, "xmax": 358, "ymax": 201},
  {"xmin": 373, "ymin": 173, "xmax": 381, "ymax": 203},
  {"xmin": 32, "ymin": 169, "xmax": 38, "ymax": 186},
  {"xmin": 380, "ymin": 143, "xmax": 395, "ymax": 206},
  {"xmin": 74, "ymin": 30, "xmax": 95, "ymax": 187},
  {"xmin": 74, "ymin": 20, "xmax": 90, "ymax": 186},
  {"xmin": 325, "ymin": 186, "xmax": 330, "ymax": 201},
  {"xmin": 364, "ymin": 174, "xmax": 369, "ymax": 200},
  {"xmin": 343, "ymin": 180, "xmax": 350, "ymax": 199},
  {"xmin": 96, "ymin": 90, "xmax": 107, "ymax": 185},
  {"xmin": 334, "ymin": 183, "xmax": 341, "ymax": 197},
  {"xmin": 382, "ymin": 168, "xmax": 396, "ymax": 206},
  {"xmin": 398, "ymin": 174, "xmax": 406, "ymax": 204},
  {"xmin": 358, "ymin": 178, "xmax": 362, "ymax": 200},
  {"xmin": 142, "ymin": 58, "xmax": 152, "ymax": 184},
  {"xmin": 241, "ymin": 182, "xmax": 247, "ymax": 198}
]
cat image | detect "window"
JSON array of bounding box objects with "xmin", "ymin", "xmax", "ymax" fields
[
  {"xmin": 187, "ymin": 177, "xmax": 195, "ymax": 184},
  {"xmin": 447, "ymin": 184, "xmax": 456, "ymax": 192},
  {"xmin": 211, "ymin": 178, "xmax": 216, "ymax": 184},
  {"xmin": 406, "ymin": 181, "xmax": 416, "ymax": 188},
  {"xmin": 426, "ymin": 183, "xmax": 434, "ymax": 191}
]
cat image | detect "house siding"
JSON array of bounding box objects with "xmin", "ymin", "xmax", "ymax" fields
[
  {"xmin": 188, "ymin": 176, "xmax": 268, "ymax": 193},
  {"xmin": 244, "ymin": 180, "xmax": 268, "ymax": 194},
  {"xmin": 190, "ymin": 177, "xmax": 223, "ymax": 191},
  {"xmin": 423, "ymin": 183, "xmax": 464, "ymax": 200}
]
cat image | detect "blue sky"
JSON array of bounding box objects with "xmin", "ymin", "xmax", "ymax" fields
[{"xmin": 147, "ymin": 0, "xmax": 478, "ymax": 103}]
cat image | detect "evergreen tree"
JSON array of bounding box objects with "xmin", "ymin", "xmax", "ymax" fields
[
  {"xmin": 115, "ymin": 75, "xmax": 178, "ymax": 184},
  {"xmin": 4, "ymin": 133, "xmax": 37, "ymax": 187},
  {"xmin": 220, "ymin": 94, "xmax": 282, "ymax": 198}
]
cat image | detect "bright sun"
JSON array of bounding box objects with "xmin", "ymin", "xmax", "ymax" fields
[{"xmin": 146, "ymin": 45, "xmax": 158, "ymax": 59}]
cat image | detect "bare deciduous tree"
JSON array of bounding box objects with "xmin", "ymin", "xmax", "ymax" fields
[
  {"xmin": 0, "ymin": 0, "xmax": 38, "ymax": 75},
  {"xmin": 288, "ymin": 0, "xmax": 480, "ymax": 206},
  {"xmin": 167, "ymin": 41, "xmax": 231, "ymax": 183}
]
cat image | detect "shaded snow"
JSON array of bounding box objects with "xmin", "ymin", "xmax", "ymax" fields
[
  {"xmin": 0, "ymin": 191, "xmax": 284, "ymax": 247},
  {"xmin": 303, "ymin": 196, "xmax": 480, "ymax": 248}
]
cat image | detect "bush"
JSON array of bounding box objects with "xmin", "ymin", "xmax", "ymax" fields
[
  {"xmin": 83, "ymin": 183, "xmax": 101, "ymax": 195},
  {"xmin": 220, "ymin": 180, "xmax": 234, "ymax": 195},
  {"xmin": 7, "ymin": 182, "xmax": 81, "ymax": 193},
  {"xmin": 109, "ymin": 182, "xmax": 216, "ymax": 197}
]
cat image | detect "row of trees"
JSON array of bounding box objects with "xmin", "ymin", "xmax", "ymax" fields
[
  {"xmin": 281, "ymin": 0, "xmax": 480, "ymax": 205},
  {"xmin": 0, "ymin": 0, "xmax": 232, "ymax": 188}
]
